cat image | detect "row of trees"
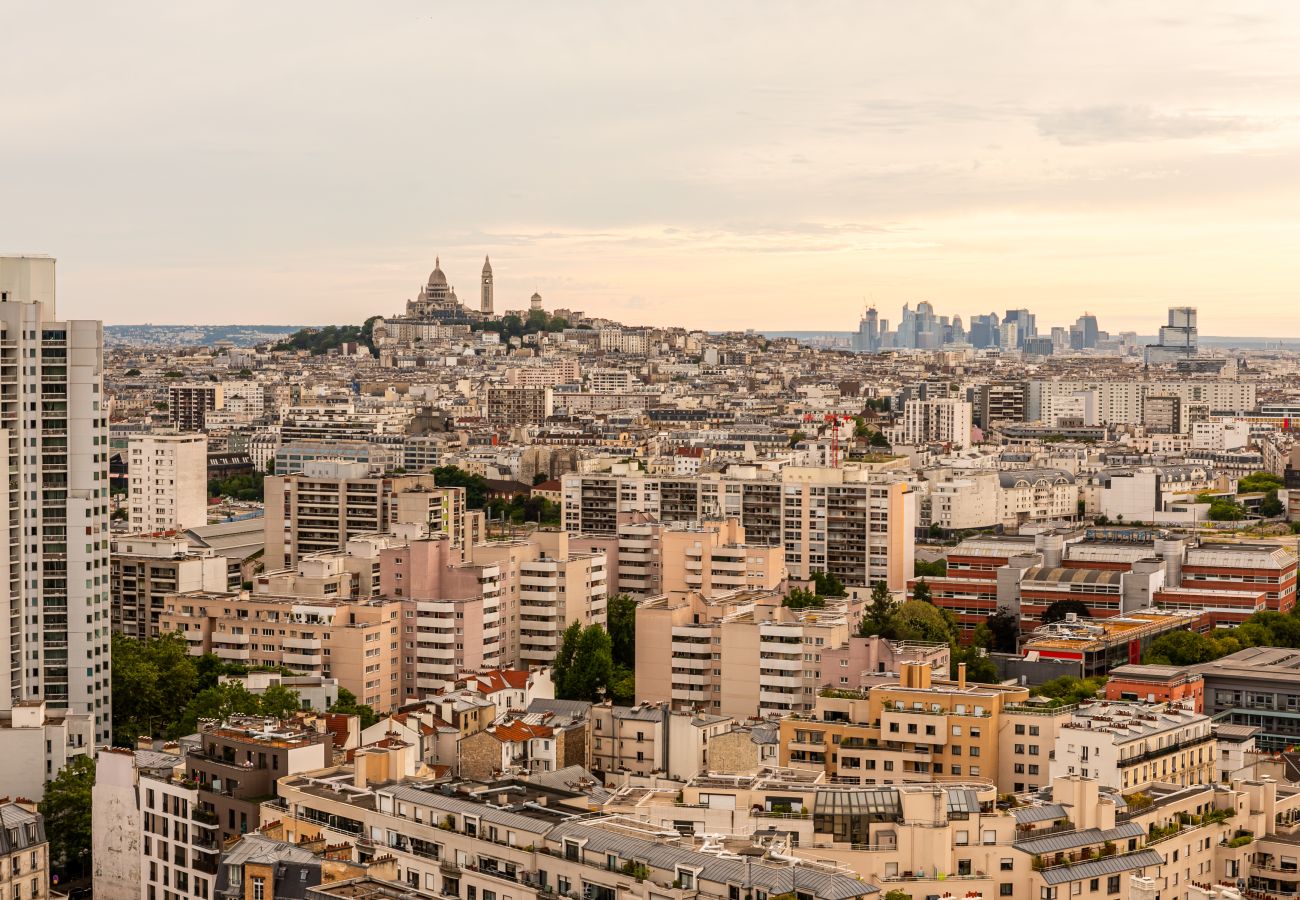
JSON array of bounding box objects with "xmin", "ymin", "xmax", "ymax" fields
[
  {"xmin": 474, "ymin": 310, "xmax": 575, "ymax": 339},
  {"xmin": 271, "ymin": 317, "xmax": 380, "ymax": 356},
  {"xmin": 1144, "ymin": 606, "xmax": 1300, "ymax": 667},
  {"xmin": 209, "ymin": 470, "xmax": 265, "ymax": 501},
  {"xmin": 112, "ymin": 633, "xmax": 378, "ymax": 746}
]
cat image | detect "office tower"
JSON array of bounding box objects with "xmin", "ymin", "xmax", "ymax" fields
[
  {"xmin": 480, "ymin": 255, "xmax": 494, "ymax": 316},
  {"xmin": 0, "ymin": 256, "xmax": 111, "ymax": 744},
  {"xmin": 1075, "ymin": 313, "xmax": 1099, "ymax": 349},
  {"xmin": 127, "ymin": 432, "xmax": 208, "ymax": 532},
  {"xmin": 1003, "ymin": 308, "xmax": 1035, "ymax": 347},
  {"xmin": 1146, "ymin": 306, "xmax": 1199, "ymax": 363},
  {"xmin": 969, "ymin": 312, "xmax": 1000, "ymax": 349},
  {"xmin": 854, "ymin": 306, "xmax": 880, "ymax": 353},
  {"xmin": 167, "ymin": 381, "xmax": 223, "ymax": 431}
]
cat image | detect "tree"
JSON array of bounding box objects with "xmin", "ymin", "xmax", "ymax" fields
[
  {"xmin": 952, "ymin": 645, "xmax": 999, "ymax": 683},
  {"xmin": 1033, "ymin": 676, "xmax": 1106, "ymax": 706},
  {"xmin": 125, "ymin": 367, "xmax": 142, "ymax": 376},
  {"xmin": 1041, "ymin": 599, "xmax": 1091, "ymax": 625},
  {"xmin": 259, "ymin": 683, "xmax": 304, "ymax": 719},
  {"xmin": 42, "ymin": 755, "xmax": 95, "ymax": 879},
  {"xmin": 986, "ymin": 607, "xmax": 1020, "ymax": 653},
  {"xmin": 1261, "ymin": 490, "xmax": 1284, "ymax": 518},
  {"xmin": 810, "ymin": 571, "xmax": 847, "ymax": 597},
  {"xmin": 1207, "ymin": 498, "xmax": 1245, "ymax": 521},
  {"xmin": 1239, "ymin": 471, "xmax": 1285, "ymax": 493},
  {"xmin": 553, "ymin": 622, "xmax": 615, "ymax": 702},
  {"xmin": 112, "ymin": 632, "xmax": 199, "ymax": 744},
  {"xmin": 329, "ymin": 687, "xmax": 379, "ymax": 729},
  {"xmin": 970, "ymin": 623, "xmax": 993, "ymax": 650},
  {"xmin": 869, "ymin": 431, "xmax": 891, "ymax": 449},
  {"xmin": 914, "ymin": 558, "xmax": 948, "ymax": 578},
  {"xmin": 784, "ymin": 588, "xmax": 824, "ymax": 610},
  {"xmin": 858, "ymin": 581, "xmax": 898, "ymax": 637},
  {"xmin": 532, "ymin": 471, "xmax": 551, "ymax": 486},
  {"xmin": 886, "ymin": 600, "xmax": 957, "ymax": 644},
  {"xmin": 1143, "ymin": 631, "xmax": 1220, "ymax": 667},
  {"xmin": 788, "ymin": 430, "xmax": 807, "ymax": 448},
  {"xmin": 432, "ymin": 465, "xmax": 490, "ymax": 509},
  {"xmin": 607, "ymin": 594, "xmax": 637, "ymax": 670},
  {"xmin": 911, "ymin": 580, "xmax": 932, "ymax": 604}
]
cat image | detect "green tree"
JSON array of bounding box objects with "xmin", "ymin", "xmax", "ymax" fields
[
  {"xmin": 784, "ymin": 588, "xmax": 824, "ymax": 610},
  {"xmin": 42, "ymin": 755, "xmax": 95, "ymax": 879},
  {"xmin": 1261, "ymin": 490, "xmax": 1284, "ymax": 518},
  {"xmin": 125, "ymin": 367, "xmax": 142, "ymax": 376},
  {"xmin": 209, "ymin": 471, "xmax": 265, "ymax": 502},
  {"xmin": 607, "ymin": 594, "xmax": 637, "ymax": 670},
  {"xmin": 986, "ymin": 606, "xmax": 1021, "ymax": 653},
  {"xmin": 811, "ymin": 571, "xmax": 847, "ymax": 597},
  {"xmin": 553, "ymin": 622, "xmax": 615, "ymax": 702},
  {"xmin": 788, "ymin": 430, "xmax": 807, "ymax": 448},
  {"xmin": 1041, "ymin": 599, "xmax": 1091, "ymax": 625},
  {"xmin": 259, "ymin": 683, "xmax": 304, "ymax": 719},
  {"xmin": 112, "ymin": 632, "xmax": 199, "ymax": 744},
  {"xmin": 869, "ymin": 431, "xmax": 891, "ymax": 449},
  {"xmin": 1143, "ymin": 631, "xmax": 1219, "ymax": 666},
  {"xmin": 970, "ymin": 623, "xmax": 993, "ymax": 650},
  {"xmin": 858, "ymin": 581, "xmax": 898, "ymax": 637},
  {"xmin": 1033, "ymin": 675, "xmax": 1106, "ymax": 706},
  {"xmin": 1239, "ymin": 471, "xmax": 1285, "ymax": 493},
  {"xmin": 914, "ymin": 558, "xmax": 948, "ymax": 578},
  {"xmin": 329, "ymin": 687, "xmax": 379, "ymax": 729},
  {"xmin": 952, "ymin": 645, "xmax": 999, "ymax": 683},
  {"xmin": 432, "ymin": 465, "xmax": 491, "ymax": 509},
  {"xmin": 887, "ymin": 600, "xmax": 956, "ymax": 644},
  {"xmin": 1207, "ymin": 497, "xmax": 1245, "ymax": 521},
  {"xmin": 911, "ymin": 579, "xmax": 933, "ymax": 604}
]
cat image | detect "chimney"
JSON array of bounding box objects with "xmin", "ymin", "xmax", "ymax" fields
[
  {"xmin": 353, "ymin": 749, "xmax": 369, "ymax": 790},
  {"xmin": 958, "ymin": 663, "xmax": 967, "ymax": 690}
]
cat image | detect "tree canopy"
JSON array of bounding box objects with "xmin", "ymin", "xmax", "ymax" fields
[
  {"xmin": 42, "ymin": 755, "xmax": 95, "ymax": 879},
  {"xmin": 1042, "ymin": 599, "xmax": 1091, "ymax": 625},
  {"xmin": 553, "ymin": 622, "xmax": 617, "ymax": 702},
  {"xmin": 329, "ymin": 687, "xmax": 379, "ymax": 729},
  {"xmin": 1238, "ymin": 471, "xmax": 1285, "ymax": 493},
  {"xmin": 857, "ymin": 581, "xmax": 899, "ymax": 638},
  {"xmin": 272, "ymin": 317, "xmax": 379, "ymax": 357},
  {"xmin": 432, "ymin": 465, "xmax": 491, "ymax": 509}
]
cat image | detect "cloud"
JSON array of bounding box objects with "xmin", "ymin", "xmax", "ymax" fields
[{"xmin": 1035, "ymin": 105, "xmax": 1261, "ymax": 146}]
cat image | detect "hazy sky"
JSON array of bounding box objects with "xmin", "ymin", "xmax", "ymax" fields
[{"xmin": 6, "ymin": 2, "xmax": 1300, "ymax": 334}]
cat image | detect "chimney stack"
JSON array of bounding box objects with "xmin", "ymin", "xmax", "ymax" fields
[{"xmin": 958, "ymin": 663, "xmax": 967, "ymax": 690}]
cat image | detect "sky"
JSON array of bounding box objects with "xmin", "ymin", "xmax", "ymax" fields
[{"xmin": 5, "ymin": 1, "xmax": 1300, "ymax": 335}]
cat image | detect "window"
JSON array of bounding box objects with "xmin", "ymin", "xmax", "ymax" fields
[
  {"xmin": 253, "ymin": 877, "xmax": 265, "ymax": 900},
  {"xmin": 1107, "ymin": 876, "xmax": 1120, "ymax": 894},
  {"xmin": 1001, "ymin": 859, "xmax": 1014, "ymax": 871},
  {"xmin": 1001, "ymin": 885, "xmax": 1014, "ymax": 896}
]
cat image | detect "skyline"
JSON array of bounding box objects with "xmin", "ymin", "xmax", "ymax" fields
[{"xmin": 7, "ymin": 2, "xmax": 1300, "ymax": 332}]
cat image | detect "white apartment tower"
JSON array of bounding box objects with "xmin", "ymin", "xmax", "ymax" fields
[
  {"xmin": 0, "ymin": 256, "xmax": 111, "ymax": 744},
  {"xmin": 480, "ymin": 255, "xmax": 494, "ymax": 316},
  {"xmin": 127, "ymin": 432, "xmax": 208, "ymax": 532}
]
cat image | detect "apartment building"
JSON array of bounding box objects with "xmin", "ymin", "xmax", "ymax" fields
[
  {"xmin": 160, "ymin": 590, "xmax": 404, "ymax": 712},
  {"xmin": 167, "ymin": 381, "xmax": 223, "ymax": 431},
  {"xmin": 486, "ymin": 386, "xmax": 554, "ymax": 425},
  {"xmin": 588, "ymin": 701, "xmax": 732, "ymax": 780},
  {"xmin": 635, "ymin": 590, "xmax": 851, "ymax": 718},
  {"xmin": 659, "ymin": 518, "xmax": 786, "ymax": 594},
  {"xmin": 1049, "ymin": 700, "xmax": 1215, "ymax": 792},
  {"xmin": 779, "ymin": 661, "xmax": 1030, "ymax": 787},
  {"xmin": 1026, "ymin": 379, "xmax": 1256, "ymax": 427},
  {"xmin": 0, "ymin": 801, "xmax": 50, "ymax": 900},
  {"xmin": 900, "ymin": 397, "xmax": 974, "ymax": 448},
  {"xmin": 273, "ymin": 768, "xmax": 875, "ymax": 900},
  {"xmin": 265, "ymin": 462, "xmax": 462, "ymax": 568},
  {"xmin": 0, "ymin": 700, "xmax": 92, "ymax": 802},
  {"xmin": 186, "ymin": 717, "xmax": 331, "ymax": 842},
  {"xmin": 127, "ymin": 431, "xmax": 208, "ymax": 532},
  {"xmin": 0, "ymin": 256, "xmax": 111, "ymax": 743},
  {"xmin": 515, "ymin": 532, "xmax": 608, "ymax": 668},
  {"xmin": 111, "ymin": 532, "xmax": 228, "ymax": 638},
  {"xmin": 563, "ymin": 463, "xmax": 915, "ymax": 590}
]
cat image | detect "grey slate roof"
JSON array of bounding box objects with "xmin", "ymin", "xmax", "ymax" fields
[
  {"xmin": 1013, "ymin": 803, "xmax": 1067, "ymax": 824},
  {"xmin": 547, "ymin": 821, "xmax": 879, "ymax": 899},
  {"xmin": 1014, "ymin": 822, "xmax": 1144, "ymax": 855},
  {"xmin": 1039, "ymin": 850, "xmax": 1165, "ymax": 885},
  {"xmin": 382, "ymin": 783, "xmax": 567, "ymax": 833}
]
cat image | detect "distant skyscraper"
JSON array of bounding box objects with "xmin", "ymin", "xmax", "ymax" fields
[
  {"xmin": 1003, "ymin": 309, "xmax": 1036, "ymax": 348},
  {"xmin": 480, "ymin": 256, "xmax": 494, "ymax": 316},
  {"xmin": 0, "ymin": 256, "xmax": 110, "ymax": 744},
  {"xmin": 1075, "ymin": 314, "xmax": 1099, "ymax": 349},
  {"xmin": 969, "ymin": 313, "xmax": 1000, "ymax": 349},
  {"xmin": 1145, "ymin": 306, "xmax": 1198, "ymax": 363},
  {"xmin": 854, "ymin": 306, "xmax": 880, "ymax": 353}
]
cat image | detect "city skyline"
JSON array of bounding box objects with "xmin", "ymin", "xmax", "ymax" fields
[{"xmin": 6, "ymin": 3, "xmax": 1300, "ymax": 333}]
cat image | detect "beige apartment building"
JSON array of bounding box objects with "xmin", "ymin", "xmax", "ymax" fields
[
  {"xmin": 380, "ymin": 531, "xmax": 608, "ymax": 700},
  {"xmin": 127, "ymin": 431, "xmax": 209, "ymax": 532},
  {"xmin": 160, "ymin": 590, "xmax": 404, "ymax": 711},
  {"xmin": 659, "ymin": 518, "xmax": 787, "ymax": 594},
  {"xmin": 635, "ymin": 589, "xmax": 852, "ymax": 718},
  {"xmin": 265, "ymin": 461, "xmax": 468, "ymax": 568},
  {"xmin": 110, "ymin": 532, "xmax": 227, "ymax": 638},
  {"xmin": 779, "ymin": 661, "xmax": 1031, "ymax": 787},
  {"xmin": 563, "ymin": 462, "xmax": 915, "ymax": 590}
]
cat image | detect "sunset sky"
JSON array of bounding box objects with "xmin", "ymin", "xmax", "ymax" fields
[{"xmin": 5, "ymin": 2, "xmax": 1300, "ymax": 334}]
